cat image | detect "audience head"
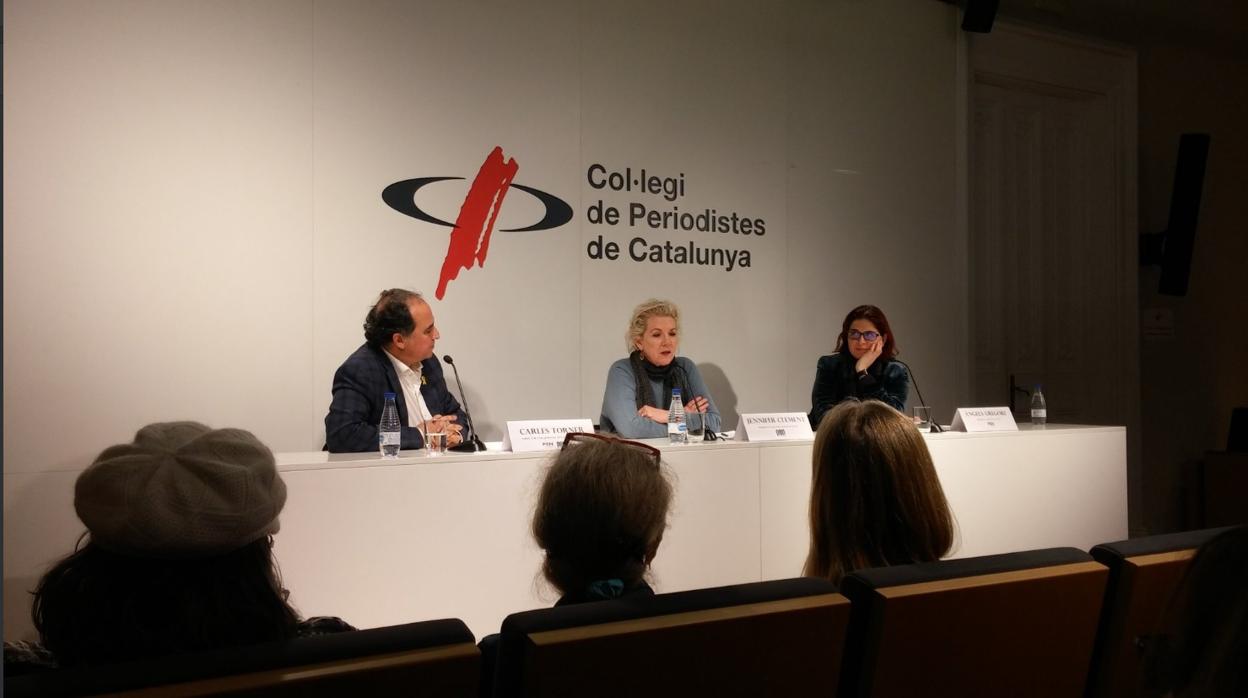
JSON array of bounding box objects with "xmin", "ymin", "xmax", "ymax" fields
[
  {"xmin": 33, "ymin": 422, "xmax": 298, "ymax": 666},
  {"xmin": 1146, "ymin": 525, "xmax": 1248, "ymax": 697},
  {"xmin": 804, "ymin": 400, "xmax": 953, "ymax": 585},
  {"xmin": 532, "ymin": 433, "xmax": 673, "ymax": 600},
  {"xmin": 835, "ymin": 304, "xmax": 897, "ymax": 360},
  {"xmin": 626, "ymin": 299, "xmax": 681, "ymax": 366}
]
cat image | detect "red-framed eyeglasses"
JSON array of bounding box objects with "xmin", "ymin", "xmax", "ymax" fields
[{"xmin": 562, "ymin": 431, "xmax": 662, "ymax": 465}]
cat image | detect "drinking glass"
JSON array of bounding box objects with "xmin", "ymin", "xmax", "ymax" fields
[
  {"xmin": 425, "ymin": 432, "xmax": 447, "ymax": 456},
  {"xmin": 687, "ymin": 410, "xmax": 704, "ymax": 440},
  {"xmin": 913, "ymin": 406, "xmax": 933, "ymax": 433}
]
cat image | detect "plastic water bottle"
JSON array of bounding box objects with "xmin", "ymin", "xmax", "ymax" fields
[
  {"xmin": 1030, "ymin": 385, "xmax": 1047, "ymax": 428},
  {"xmin": 379, "ymin": 392, "xmax": 401, "ymax": 458},
  {"xmin": 668, "ymin": 388, "xmax": 688, "ymax": 444}
]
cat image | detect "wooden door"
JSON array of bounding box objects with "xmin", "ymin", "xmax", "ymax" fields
[{"xmin": 969, "ymin": 24, "xmax": 1138, "ymax": 429}]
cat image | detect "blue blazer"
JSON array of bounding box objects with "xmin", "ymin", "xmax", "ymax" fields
[{"xmin": 325, "ymin": 344, "xmax": 467, "ymax": 453}]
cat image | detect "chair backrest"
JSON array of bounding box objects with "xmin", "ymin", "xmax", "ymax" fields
[
  {"xmin": 839, "ymin": 548, "xmax": 1108, "ymax": 698},
  {"xmin": 4, "ymin": 618, "xmax": 479, "ymax": 698},
  {"xmin": 490, "ymin": 577, "xmax": 848, "ymax": 698},
  {"xmin": 1085, "ymin": 526, "xmax": 1232, "ymax": 698}
]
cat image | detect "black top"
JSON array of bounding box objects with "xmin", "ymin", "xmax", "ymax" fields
[
  {"xmin": 808, "ymin": 353, "xmax": 910, "ymax": 428},
  {"xmin": 555, "ymin": 580, "xmax": 656, "ymax": 607}
]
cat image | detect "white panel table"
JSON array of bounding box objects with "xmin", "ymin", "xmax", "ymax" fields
[
  {"xmin": 758, "ymin": 424, "xmax": 1128, "ymax": 578},
  {"xmin": 3, "ymin": 425, "xmax": 1126, "ymax": 642},
  {"xmin": 270, "ymin": 441, "xmax": 762, "ymax": 640}
]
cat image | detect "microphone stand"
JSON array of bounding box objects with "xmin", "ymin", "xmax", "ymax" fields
[
  {"xmin": 894, "ymin": 359, "xmax": 943, "ymax": 433},
  {"xmin": 443, "ymin": 354, "xmax": 487, "ymax": 452}
]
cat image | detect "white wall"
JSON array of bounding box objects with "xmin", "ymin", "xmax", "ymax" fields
[
  {"xmin": 5, "ymin": 0, "xmax": 960, "ymax": 462},
  {"xmin": 784, "ymin": 2, "xmax": 960, "ymax": 414},
  {"xmin": 4, "ymin": 0, "xmax": 316, "ymax": 468},
  {"xmin": 4, "ymin": 0, "xmax": 961, "ymax": 632}
]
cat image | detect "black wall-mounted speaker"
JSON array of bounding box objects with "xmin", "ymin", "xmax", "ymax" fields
[
  {"xmin": 961, "ymin": 0, "xmax": 1000, "ymax": 33},
  {"xmin": 1158, "ymin": 133, "xmax": 1211, "ymax": 296}
]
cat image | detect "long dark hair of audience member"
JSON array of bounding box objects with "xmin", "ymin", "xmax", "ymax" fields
[
  {"xmin": 532, "ymin": 434, "xmax": 673, "ymax": 605},
  {"xmin": 19, "ymin": 422, "xmax": 351, "ymax": 670},
  {"xmin": 803, "ymin": 400, "xmax": 954, "ymax": 586},
  {"xmin": 33, "ymin": 534, "xmax": 298, "ymax": 666},
  {"xmin": 1145, "ymin": 525, "xmax": 1248, "ymax": 697}
]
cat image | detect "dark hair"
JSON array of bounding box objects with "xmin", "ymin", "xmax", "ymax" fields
[
  {"xmin": 532, "ymin": 439, "xmax": 673, "ymax": 597},
  {"xmin": 32, "ymin": 534, "xmax": 300, "ymax": 667},
  {"xmin": 834, "ymin": 304, "xmax": 898, "ymax": 359},
  {"xmin": 1146, "ymin": 525, "xmax": 1248, "ymax": 697},
  {"xmin": 363, "ymin": 288, "xmax": 422, "ymax": 347},
  {"xmin": 804, "ymin": 400, "xmax": 954, "ymax": 585}
]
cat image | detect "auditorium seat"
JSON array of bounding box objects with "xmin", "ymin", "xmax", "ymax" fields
[
  {"xmin": 486, "ymin": 577, "xmax": 848, "ymax": 698},
  {"xmin": 4, "ymin": 618, "xmax": 479, "ymax": 698},
  {"xmin": 1085, "ymin": 526, "xmax": 1231, "ymax": 698},
  {"xmin": 838, "ymin": 548, "xmax": 1108, "ymax": 698}
]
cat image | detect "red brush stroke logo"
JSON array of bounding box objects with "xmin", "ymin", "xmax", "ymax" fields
[
  {"xmin": 435, "ymin": 147, "xmax": 518, "ymax": 299},
  {"xmin": 381, "ymin": 147, "xmax": 572, "ymax": 299}
]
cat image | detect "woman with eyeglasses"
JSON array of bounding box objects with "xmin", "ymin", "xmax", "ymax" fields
[
  {"xmin": 808, "ymin": 304, "xmax": 910, "ymax": 428},
  {"xmin": 600, "ymin": 299, "xmax": 721, "ymax": 438},
  {"xmin": 531, "ymin": 433, "xmax": 673, "ymax": 605}
]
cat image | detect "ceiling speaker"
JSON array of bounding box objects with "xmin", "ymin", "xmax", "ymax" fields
[{"xmin": 962, "ymin": 0, "xmax": 1000, "ymax": 33}]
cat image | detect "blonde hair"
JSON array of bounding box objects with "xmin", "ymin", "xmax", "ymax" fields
[
  {"xmin": 803, "ymin": 400, "xmax": 954, "ymax": 585},
  {"xmin": 625, "ymin": 299, "xmax": 681, "ymax": 352}
]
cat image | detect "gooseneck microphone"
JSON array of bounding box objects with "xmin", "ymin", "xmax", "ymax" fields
[
  {"xmin": 893, "ymin": 359, "xmax": 944, "ymax": 433},
  {"xmin": 442, "ymin": 354, "xmax": 487, "ymax": 451}
]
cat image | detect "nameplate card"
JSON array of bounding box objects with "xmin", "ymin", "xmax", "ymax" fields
[
  {"xmin": 949, "ymin": 407, "xmax": 1018, "ymax": 433},
  {"xmin": 502, "ymin": 419, "xmax": 595, "ymax": 452},
  {"xmin": 734, "ymin": 413, "xmax": 815, "ymax": 442}
]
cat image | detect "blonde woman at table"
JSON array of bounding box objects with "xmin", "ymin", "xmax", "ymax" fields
[
  {"xmin": 599, "ymin": 299, "xmax": 721, "ymax": 439},
  {"xmin": 804, "ymin": 400, "xmax": 954, "ymax": 587}
]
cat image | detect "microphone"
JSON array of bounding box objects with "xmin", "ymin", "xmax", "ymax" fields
[
  {"xmin": 894, "ymin": 359, "xmax": 943, "ymax": 433},
  {"xmin": 442, "ymin": 354, "xmax": 487, "ymax": 452}
]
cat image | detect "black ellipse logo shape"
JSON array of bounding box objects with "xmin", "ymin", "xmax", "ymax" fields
[
  {"xmin": 381, "ymin": 177, "xmax": 461, "ymax": 228},
  {"xmin": 382, "ymin": 178, "xmax": 572, "ymax": 232},
  {"xmin": 500, "ymin": 184, "xmax": 574, "ymax": 232}
]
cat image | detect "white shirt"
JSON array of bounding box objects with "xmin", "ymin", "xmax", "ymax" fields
[{"xmin": 384, "ymin": 350, "xmax": 434, "ymax": 429}]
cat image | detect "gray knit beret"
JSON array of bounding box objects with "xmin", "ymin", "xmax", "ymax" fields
[{"xmin": 75, "ymin": 421, "xmax": 287, "ymax": 559}]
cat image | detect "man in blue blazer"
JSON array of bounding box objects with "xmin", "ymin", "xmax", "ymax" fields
[{"xmin": 325, "ymin": 289, "xmax": 468, "ymax": 453}]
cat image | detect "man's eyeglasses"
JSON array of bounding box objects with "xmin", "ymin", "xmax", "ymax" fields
[
  {"xmin": 562, "ymin": 432, "xmax": 661, "ymax": 465},
  {"xmin": 848, "ymin": 330, "xmax": 881, "ymax": 342}
]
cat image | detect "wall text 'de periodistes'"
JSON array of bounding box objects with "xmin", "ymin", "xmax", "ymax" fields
[{"xmin": 583, "ymin": 163, "xmax": 766, "ymax": 272}]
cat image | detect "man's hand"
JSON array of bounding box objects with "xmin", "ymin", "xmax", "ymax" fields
[
  {"xmin": 422, "ymin": 415, "xmax": 463, "ymax": 447},
  {"xmin": 422, "ymin": 415, "xmax": 462, "ymax": 437}
]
